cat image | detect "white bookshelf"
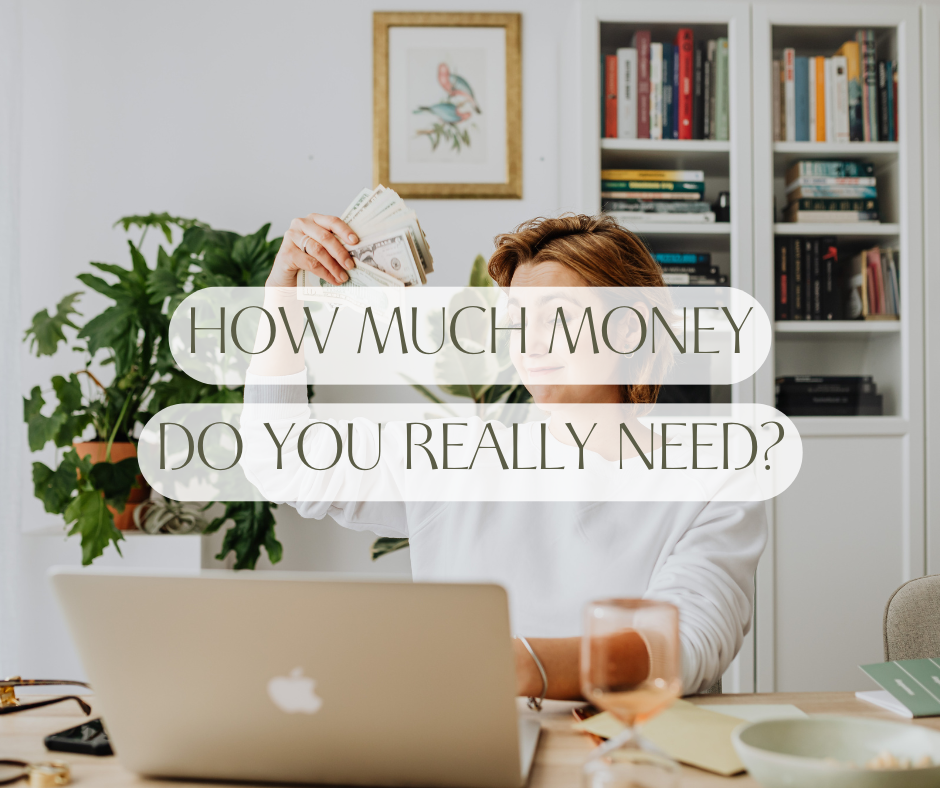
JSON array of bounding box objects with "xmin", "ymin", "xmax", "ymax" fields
[
  {"xmin": 573, "ymin": 0, "xmax": 928, "ymax": 697},
  {"xmin": 574, "ymin": 0, "xmax": 755, "ymax": 693},
  {"xmin": 752, "ymin": 4, "xmax": 923, "ymax": 693}
]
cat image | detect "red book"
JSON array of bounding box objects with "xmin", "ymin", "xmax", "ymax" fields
[
  {"xmin": 676, "ymin": 28, "xmax": 694, "ymax": 140},
  {"xmin": 604, "ymin": 55, "xmax": 618, "ymax": 137},
  {"xmin": 632, "ymin": 31, "xmax": 651, "ymax": 138}
]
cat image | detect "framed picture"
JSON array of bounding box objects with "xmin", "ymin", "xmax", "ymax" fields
[{"xmin": 373, "ymin": 12, "xmax": 522, "ymax": 199}]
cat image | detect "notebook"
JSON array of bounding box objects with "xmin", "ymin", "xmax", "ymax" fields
[{"xmin": 859, "ymin": 658, "xmax": 940, "ymax": 718}]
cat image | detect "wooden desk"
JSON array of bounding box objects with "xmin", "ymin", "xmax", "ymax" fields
[{"xmin": 3, "ymin": 693, "xmax": 939, "ymax": 786}]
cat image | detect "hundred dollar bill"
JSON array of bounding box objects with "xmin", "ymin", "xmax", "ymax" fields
[
  {"xmin": 366, "ymin": 209, "xmax": 434, "ymax": 275},
  {"xmin": 348, "ymin": 229, "xmax": 426, "ymax": 285},
  {"xmin": 340, "ymin": 187, "xmax": 374, "ymax": 222},
  {"xmin": 296, "ymin": 263, "xmax": 404, "ymax": 314}
]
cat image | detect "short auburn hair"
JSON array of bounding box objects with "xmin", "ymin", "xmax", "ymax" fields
[{"xmin": 488, "ymin": 214, "xmax": 667, "ymax": 404}]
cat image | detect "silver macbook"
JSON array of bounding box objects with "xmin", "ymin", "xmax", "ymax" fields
[{"xmin": 51, "ymin": 568, "xmax": 540, "ymax": 787}]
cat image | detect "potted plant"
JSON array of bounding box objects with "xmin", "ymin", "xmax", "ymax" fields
[{"xmin": 23, "ymin": 213, "xmax": 301, "ymax": 568}]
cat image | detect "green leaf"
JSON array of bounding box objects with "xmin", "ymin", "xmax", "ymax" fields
[
  {"xmin": 23, "ymin": 292, "xmax": 82, "ymax": 356},
  {"xmin": 64, "ymin": 489, "xmax": 123, "ymax": 565},
  {"xmin": 32, "ymin": 451, "xmax": 82, "ymax": 514},
  {"xmin": 371, "ymin": 537, "xmax": 410, "ymax": 560},
  {"xmin": 76, "ymin": 273, "xmax": 123, "ymax": 300},
  {"xmin": 89, "ymin": 456, "xmax": 140, "ymax": 500},
  {"xmin": 207, "ymin": 501, "xmax": 281, "ymax": 570},
  {"xmin": 469, "ymin": 254, "xmax": 492, "ymax": 288},
  {"xmin": 77, "ymin": 304, "xmax": 137, "ymax": 358},
  {"xmin": 52, "ymin": 374, "xmax": 83, "ymax": 413},
  {"xmin": 23, "ymin": 386, "xmax": 45, "ymax": 421},
  {"xmin": 113, "ymin": 213, "xmax": 200, "ymax": 244},
  {"xmin": 26, "ymin": 408, "xmax": 67, "ymax": 452}
]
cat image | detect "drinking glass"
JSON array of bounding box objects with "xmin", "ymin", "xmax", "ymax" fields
[{"xmin": 580, "ymin": 599, "xmax": 682, "ymax": 788}]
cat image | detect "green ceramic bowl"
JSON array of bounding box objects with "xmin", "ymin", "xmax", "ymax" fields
[{"xmin": 732, "ymin": 716, "xmax": 940, "ymax": 788}]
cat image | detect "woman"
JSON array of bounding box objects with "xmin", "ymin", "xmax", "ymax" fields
[{"xmin": 244, "ymin": 211, "xmax": 767, "ymax": 700}]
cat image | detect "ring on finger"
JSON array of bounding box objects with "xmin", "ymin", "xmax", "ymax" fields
[{"xmin": 301, "ymin": 236, "xmax": 313, "ymax": 256}]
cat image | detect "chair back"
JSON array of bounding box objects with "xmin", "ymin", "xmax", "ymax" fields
[{"xmin": 883, "ymin": 574, "xmax": 940, "ymax": 661}]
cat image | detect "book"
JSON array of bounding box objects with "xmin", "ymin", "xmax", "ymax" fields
[
  {"xmin": 831, "ymin": 56, "xmax": 849, "ymax": 143},
  {"xmin": 616, "ymin": 48, "xmax": 638, "ymax": 139},
  {"xmin": 672, "ymin": 42, "xmax": 680, "ymax": 139},
  {"xmin": 601, "ymin": 169, "xmax": 704, "ymax": 182},
  {"xmin": 868, "ymin": 246, "xmax": 884, "ymax": 315},
  {"xmin": 786, "ymin": 185, "xmax": 878, "ymax": 200},
  {"xmin": 632, "ymin": 31, "xmax": 651, "ymax": 139},
  {"xmin": 777, "ymin": 392, "xmax": 883, "ymax": 416},
  {"xmin": 714, "ymin": 38, "xmax": 729, "ymax": 141},
  {"xmin": 893, "ymin": 64, "xmax": 899, "ymax": 141},
  {"xmin": 856, "ymin": 691, "xmax": 913, "ymax": 718},
  {"xmin": 694, "ymin": 42, "xmax": 706, "ymax": 140},
  {"xmin": 662, "ymin": 272, "xmax": 725, "ymax": 286},
  {"xmin": 601, "ymin": 191, "xmax": 703, "ymax": 201},
  {"xmin": 860, "ymin": 659, "xmax": 940, "ymax": 717},
  {"xmin": 779, "ymin": 55, "xmax": 787, "ymax": 141},
  {"xmin": 602, "ymin": 199, "xmax": 712, "ymax": 213},
  {"xmin": 786, "ymin": 161, "xmax": 875, "ymax": 179},
  {"xmin": 795, "ymin": 57, "xmax": 809, "ymax": 142},
  {"xmin": 774, "ymin": 237, "xmax": 789, "ymax": 320},
  {"xmin": 824, "ymin": 58, "xmax": 834, "ymax": 142},
  {"xmin": 706, "ymin": 40, "xmax": 717, "ymax": 140},
  {"xmin": 650, "ymin": 42, "xmax": 664, "ymax": 140},
  {"xmin": 658, "ymin": 264, "xmax": 718, "ymax": 277},
  {"xmin": 676, "ymin": 29, "xmax": 694, "ymax": 139},
  {"xmin": 820, "ymin": 237, "xmax": 842, "ymax": 320},
  {"xmin": 602, "ymin": 180, "xmax": 704, "ymax": 194},
  {"xmin": 654, "ymin": 252, "xmax": 711, "ymax": 264},
  {"xmin": 791, "ymin": 237, "xmax": 803, "ymax": 319},
  {"xmin": 877, "ymin": 60, "xmax": 889, "ymax": 142},
  {"xmin": 784, "ymin": 207, "xmax": 879, "ymax": 223},
  {"xmin": 788, "ymin": 198, "xmax": 878, "ymax": 213},
  {"xmin": 810, "ymin": 238, "xmax": 822, "ymax": 319},
  {"xmin": 837, "ymin": 40, "xmax": 863, "ymax": 141},
  {"xmin": 786, "ymin": 175, "xmax": 877, "ymax": 189},
  {"xmin": 784, "ymin": 48, "xmax": 796, "ymax": 141},
  {"xmin": 807, "ymin": 56, "xmax": 817, "ymax": 141},
  {"xmin": 777, "ymin": 375, "xmax": 874, "ymax": 387},
  {"xmin": 802, "ymin": 237, "xmax": 813, "ymax": 319},
  {"xmin": 815, "ymin": 56, "xmax": 826, "ymax": 141},
  {"xmin": 859, "ymin": 29, "xmax": 878, "ymax": 141},
  {"xmin": 604, "ymin": 55, "xmax": 618, "ymax": 137},
  {"xmin": 662, "ymin": 43, "xmax": 675, "ymax": 140},
  {"xmin": 772, "ymin": 60, "xmax": 781, "ymax": 142},
  {"xmin": 607, "ymin": 211, "xmax": 716, "ymax": 223},
  {"xmin": 885, "ymin": 60, "xmax": 896, "ymax": 142}
]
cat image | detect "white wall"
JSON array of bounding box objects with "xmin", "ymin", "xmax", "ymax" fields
[{"xmin": 1, "ymin": 0, "xmax": 575, "ymax": 680}]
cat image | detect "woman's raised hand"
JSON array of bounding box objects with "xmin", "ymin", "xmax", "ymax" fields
[{"xmin": 267, "ymin": 213, "xmax": 359, "ymax": 287}]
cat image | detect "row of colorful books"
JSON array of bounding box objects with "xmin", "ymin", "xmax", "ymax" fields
[
  {"xmin": 653, "ymin": 252, "xmax": 726, "ymax": 286},
  {"xmin": 602, "ymin": 30, "xmax": 729, "ymax": 141},
  {"xmin": 601, "ymin": 168, "xmax": 716, "ymax": 224},
  {"xmin": 783, "ymin": 160, "xmax": 879, "ymax": 224},
  {"xmin": 774, "ymin": 237, "xmax": 899, "ymax": 321},
  {"xmin": 776, "ymin": 376, "xmax": 883, "ymax": 416},
  {"xmin": 773, "ymin": 31, "xmax": 897, "ymax": 143}
]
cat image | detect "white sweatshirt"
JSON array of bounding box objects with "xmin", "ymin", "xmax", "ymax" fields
[{"xmin": 241, "ymin": 370, "xmax": 767, "ymax": 694}]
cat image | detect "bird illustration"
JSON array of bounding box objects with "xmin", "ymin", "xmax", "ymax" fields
[
  {"xmin": 437, "ymin": 63, "xmax": 481, "ymax": 113},
  {"xmin": 413, "ymin": 101, "xmax": 471, "ymax": 124}
]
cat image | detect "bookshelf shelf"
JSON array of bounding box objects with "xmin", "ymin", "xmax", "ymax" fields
[
  {"xmin": 772, "ymin": 222, "xmax": 900, "ymax": 236},
  {"xmin": 789, "ymin": 415, "xmax": 910, "ymax": 437},
  {"xmin": 774, "ymin": 320, "xmax": 900, "ymax": 334},
  {"xmin": 773, "ymin": 141, "xmax": 899, "ymax": 156}
]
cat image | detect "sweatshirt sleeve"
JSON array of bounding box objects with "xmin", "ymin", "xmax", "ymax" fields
[
  {"xmin": 644, "ymin": 500, "xmax": 768, "ymax": 695},
  {"xmin": 240, "ymin": 369, "xmax": 409, "ymax": 538}
]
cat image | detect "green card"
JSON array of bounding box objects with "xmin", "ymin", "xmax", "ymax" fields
[{"xmin": 860, "ymin": 659, "xmax": 940, "ymax": 717}]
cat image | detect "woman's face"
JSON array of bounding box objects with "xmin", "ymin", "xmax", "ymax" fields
[{"xmin": 507, "ymin": 261, "xmax": 641, "ymax": 408}]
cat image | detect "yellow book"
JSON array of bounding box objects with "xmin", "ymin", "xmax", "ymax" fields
[
  {"xmin": 600, "ymin": 169, "xmax": 704, "ymax": 182},
  {"xmin": 815, "ymin": 57, "xmax": 827, "ymax": 141},
  {"xmin": 837, "ymin": 41, "xmax": 860, "ymax": 84}
]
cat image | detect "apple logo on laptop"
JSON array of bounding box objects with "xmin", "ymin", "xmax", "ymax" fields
[{"xmin": 267, "ymin": 667, "xmax": 323, "ymax": 714}]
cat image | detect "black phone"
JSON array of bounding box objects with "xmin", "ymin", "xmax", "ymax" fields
[{"xmin": 44, "ymin": 718, "xmax": 113, "ymax": 756}]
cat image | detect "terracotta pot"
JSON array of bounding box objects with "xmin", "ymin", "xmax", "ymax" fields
[{"xmin": 73, "ymin": 441, "xmax": 150, "ymax": 530}]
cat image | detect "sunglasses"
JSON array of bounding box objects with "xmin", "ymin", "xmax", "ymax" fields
[{"xmin": 0, "ymin": 678, "xmax": 91, "ymax": 716}]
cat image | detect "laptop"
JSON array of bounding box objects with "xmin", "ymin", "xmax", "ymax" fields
[{"xmin": 50, "ymin": 568, "xmax": 541, "ymax": 787}]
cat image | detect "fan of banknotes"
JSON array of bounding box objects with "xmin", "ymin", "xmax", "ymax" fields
[{"xmin": 296, "ymin": 185, "xmax": 433, "ymax": 290}]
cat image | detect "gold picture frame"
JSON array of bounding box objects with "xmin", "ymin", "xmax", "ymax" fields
[{"xmin": 373, "ymin": 12, "xmax": 522, "ymax": 199}]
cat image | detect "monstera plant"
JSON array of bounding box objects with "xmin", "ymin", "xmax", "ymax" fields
[
  {"xmin": 370, "ymin": 254, "xmax": 532, "ymax": 561},
  {"xmin": 24, "ymin": 213, "xmax": 306, "ymax": 568}
]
